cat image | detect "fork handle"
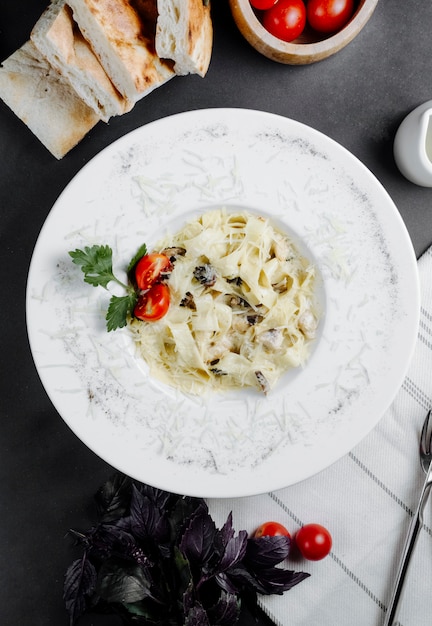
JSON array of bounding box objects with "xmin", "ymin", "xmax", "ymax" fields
[{"xmin": 383, "ymin": 468, "xmax": 432, "ymax": 626}]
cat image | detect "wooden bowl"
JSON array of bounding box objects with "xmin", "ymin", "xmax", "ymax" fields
[{"xmin": 229, "ymin": 0, "xmax": 379, "ymax": 64}]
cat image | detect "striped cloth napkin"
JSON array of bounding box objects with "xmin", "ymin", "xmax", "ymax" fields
[{"xmin": 208, "ymin": 245, "xmax": 432, "ymax": 626}]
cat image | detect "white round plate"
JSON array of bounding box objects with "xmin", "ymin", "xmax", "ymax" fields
[{"xmin": 26, "ymin": 109, "xmax": 420, "ymax": 498}]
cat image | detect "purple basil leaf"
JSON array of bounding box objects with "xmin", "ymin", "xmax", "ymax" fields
[
  {"xmin": 94, "ymin": 473, "xmax": 132, "ymax": 523},
  {"xmin": 218, "ymin": 529, "xmax": 248, "ymax": 571},
  {"xmin": 218, "ymin": 512, "xmax": 235, "ymax": 543},
  {"xmin": 129, "ymin": 485, "xmax": 158, "ymax": 539},
  {"xmin": 245, "ymin": 535, "xmax": 291, "ymax": 567},
  {"xmin": 213, "ymin": 512, "xmax": 235, "ymax": 559},
  {"xmin": 254, "ymin": 568, "xmax": 311, "ymax": 594},
  {"xmin": 96, "ymin": 558, "xmax": 156, "ymax": 604},
  {"xmin": 63, "ymin": 555, "xmax": 97, "ymax": 625},
  {"xmin": 180, "ymin": 510, "xmax": 217, "ymax": 566},
  {"xmin": 227, "ymin": 563, "xmax": 310, "ymax": 596},
  {"xmin": 130, "ymin": 485, "xmax": 172, "ymax": 547},
  {"xmin": 138, "ymin": 482, "xmax": 173, "ymax": 511},
  {"xmin": 89, "ymin": 523, "xmax": 150, "ymax": 566},
  {"xmin": 184, "ymin": 602, "xmax": 211, "ymax": 626},
  {"xmin": 215, "ymin": 572, "xmax": 239, "ymax": 595},
  {"xmin": 207, "ymin": 592, "xmax": 241, "ymax": 626},
  {"xmin": 169, "ymin": 497, "xmax": 208, "ymax": 544},
  {"xmin": 219, "ymin": 564, "xmax": 263, "ymax": 593}
]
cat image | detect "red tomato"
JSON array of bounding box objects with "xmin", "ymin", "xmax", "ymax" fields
[
  {"xmin": 306, "ymin": 0, "xmax": 354, "ymax": 34},
  {"xmin": 250, "ymin": 0, "xmax": 278, "ymax": 9},
  {"xmin": 134, "ymin": 283, "xmax": 170, "ymax": 321},
  {"xmin": 135, "ymin": 253, "xmax": 171, "ymax": 291},
  {"xmin": 262, "ymin": 0, "xmax": 306, "ymax": 42},
  {"xmin": 254, "ymin": 521, "xmax": 291, "ymax": 538},
  {"xmin": 295, "ymin": 523, "xmax": 332, "ymax": 560}
]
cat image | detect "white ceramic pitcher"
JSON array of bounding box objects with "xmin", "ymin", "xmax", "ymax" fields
[{"xmin": 394, "ymin": 100, "xmax": 432, "ymax": 187}]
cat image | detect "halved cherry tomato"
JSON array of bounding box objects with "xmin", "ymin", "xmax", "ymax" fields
[
  {"xmin": 262, "ymin": 0, "xmax": 306, "ymax": 42},
  {"xmin": 135, "ymin": 253, "xmax": 171, "ymax": 291},
  {"xmin": 254, "ymin": 521, "xmax": 291, "ymax": 538},
  {"xmin": 295, "ymin": 523, "xmax": 332, "ymax": 560},
  {"xmin": 250, "ymin": 0, "xmax": 278, "ymax": 10},
  {"xmin": 306, "ymin": 0, "xmax": 354, "ymax": 34},
  {"xmin": 134, "ymin": 283, "xmax": 170, "ymax": 321}
]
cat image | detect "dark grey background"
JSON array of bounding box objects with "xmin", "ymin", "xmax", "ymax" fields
[{"xmin": 1, "ymin": 1, "xmax": 431, "ymax": 625}]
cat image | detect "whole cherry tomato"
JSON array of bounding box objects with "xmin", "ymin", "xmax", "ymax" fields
[
  {"xmin": 134, "ymin": 283, "xmax": 170, "ymax": 321},
  {"xmin": 262, "ymin": 0, "xmax": 306, "ymax": 42},
  {"xmin": 306, "ymin": 0, "xmax": 354, "ymax": 34},
  {"xmin": 135, "ymin": 253, "xmax": 171, "ymax": 291},
  {"xmin": 254, "ymin": 521, "xmax": 291, "ymax": 538},
  {"xmin": 295, "ymin": 523, "xmax": 332, "ymax": 560},
  {"xmin": 250, "ymin": 0, "xmax": 278, "ymax": 9}
]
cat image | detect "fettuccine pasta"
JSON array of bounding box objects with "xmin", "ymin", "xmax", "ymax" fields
[{"xmin": 129, "ymin": 209, "xmax": 319, "ymax": 395}]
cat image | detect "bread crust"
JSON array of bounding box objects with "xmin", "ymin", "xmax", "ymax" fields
[
  {"xmin": 31, "ymin": 0, "xmax": 132, "ymax": 121},
  {"xmin": 0, "ymin": 41, "xmax": 100, "ymax": 159},
  {"xmin": 155, "ymin": 0, "xmax": 213, "ymax": 77},
  {"xmin": 68, "ymin": 0, "xmax": 174, "ymax": 101},
  {"xmin": 185, "ymin": 0, "xmax": 213, "ymax": 75}
]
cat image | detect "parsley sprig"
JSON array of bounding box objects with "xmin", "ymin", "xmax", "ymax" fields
[{"xmin": 69, "ymin": 243, "xmax": 147, "ymax": 331}]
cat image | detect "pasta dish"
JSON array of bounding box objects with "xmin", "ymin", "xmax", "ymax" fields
[{"xmin": 129, "ymin": 209, "xmax": 318, "ymax": 394}]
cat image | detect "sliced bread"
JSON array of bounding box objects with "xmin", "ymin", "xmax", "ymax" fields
[
  {"xmin": 0, "ymin": 41, "xmax": 100, "ymax": 159},
  {"xmin": 67, "ymin": 0, "xmax": 175, "ymax": 102},
  {"xmin": 31, "ymin": 0, "xmax": 133, "ymax": 122},
  {"xmin": 155, "ymin": 0, "xmax": 213, "ymax": 77}
]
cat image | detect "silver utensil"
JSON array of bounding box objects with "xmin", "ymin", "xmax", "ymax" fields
[{"xmin": 383, "ymin": 409, "xmax": 432, "ymax": 626}]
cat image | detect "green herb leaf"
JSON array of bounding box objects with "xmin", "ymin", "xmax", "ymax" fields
[
  {"xmin": 69, "ymin": 245, "xmax": 119, "ymax": 289},
  {"xmin": 173, "ymin": 546, "xmax": 194, "ymax": 597},
  {"xmin": 106, "ymin": 293, "xmax": 137, "ymax": 332},
  {"xmin": 127, "ymin": 242, "xmax": 148, "ymax": 273}
]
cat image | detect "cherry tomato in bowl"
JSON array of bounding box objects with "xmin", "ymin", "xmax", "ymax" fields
[
  {"xmin": 134, "ymin": 283, "xmax": 170, "ymax": 322},
  {"xmin": 135, "ymin": 253, "xmax": 171, "ymax": 291},
  {"xmin": 306, "ymin": 0, "xmax": 355, "ymax": 34},
  {"xmin": 250, "ymin": 0, "xmax": 278, "ymax": 9},
  {"xmin": 295, "ymin": 523, "xmax": 332, "ymax": 560},
  {"xmin": 254, "ymin": 521, "xmax": 291, "ymax": 538},
  {"xmin": 262, "ymin": 0, "xmax": 306, "ymax": 42}
]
